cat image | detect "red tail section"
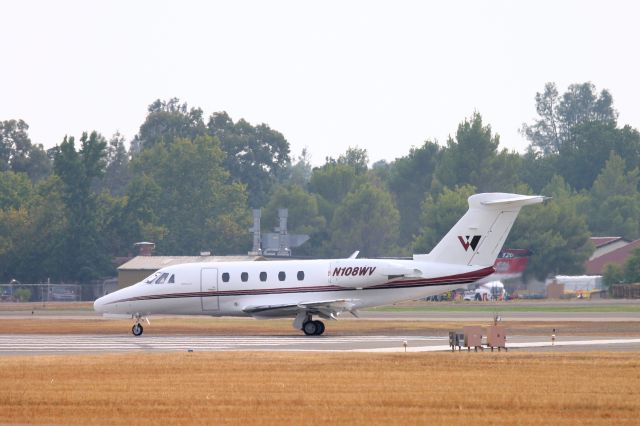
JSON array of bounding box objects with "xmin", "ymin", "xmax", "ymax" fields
[{"xmin": 493, "ymin": 249, "xmax": 530, "ymax": 279}]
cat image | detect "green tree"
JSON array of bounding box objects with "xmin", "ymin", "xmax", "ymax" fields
[
  {"xmin": 588, "ymin": 153, "xmax": 640, "ymax": 239},
  {"xmin": 328, "ymin": 182, "xmax": 400, "ymax": 257},
  {"xmin": 522, "ymin": 83, "xmax": 640, "ymax": 191},
  {"xmin": 520, "ymin": 82, "xmax": 561, "ymax": 155},
  {"xmin": 412, "ymin": 185, "xmax": 476, "ymax": 253},
  {"xmin": 308, "ymin": 157, "xmax": 367, "ymax": 228},
  {"xmin": 95, "ymin": 193, "xmax": 133, "ymax": 258},
  {"xmin": 434, "ymin": 113, "xmax": 520, "ymax": 192},
  {"xmin": 288, "ymin": 148, "xmax": 313, "ymax": 187},
  {"xmin": 53, "ymin": 132, "xmax": 111, "ymax": 281},
  {"xmin": 602, "ymin": 263, "xmax": 624, "ymax": 288},
  {"xmin": 557, "ymin": 121, "xmax": 640, "ymax": 191},
  {"xmin": 370, "ymin": 160, "xmax": 391, "ymax": 184},
  {"xmin": 119, "ymin": 174, "xmax": 168, "ymax": 251},
  {"xmin": 518, "ymin": 147, "xmax": 558, "ymax": 193},
  {"xmin": 508, "ymin": 176, "xmax": 593, "ymax": 280},
  {"xmin": 623, "ymin": 248, "xmax": 640, "ymax": 284},
  {"xmin": 0, "ymin": 208, "xmax": 30, "ymax": 280},
  {"xmin": 387, "ymin": 141, "xmax": 442, "ymax": 247},
  {"xmin": 0, "ymin": 176, "xmax": 68, "ymax": 282},
  {"xmin": 97, "ymin": 132, "xmax": 131, "ymax": 196},
  {"xmin": 336, "ymin": 146, "xmax": 369, "ymax": 175},
  {"xmin": 556, "ymin": 82, "xmax": 617, "ymax": 137},
  {"xmin": 522, "ymin": 82, "xmax": 617, "ymax": 155},
  {"xmin": 262, "ymin": 184, "xmax": 326, "ymax": 256},
  {"xmin": 604, "ymin": 248, "xmax": 640, "ymax": 287},
  {"xmin": 0, "ymin": 171, "xmax": 33, "ymax": 210},
  {"xmin": 309, "ymin": 162, "xmax": 359, "ymax": 205},
  {"xmin": 135, "ymin": 98, "xmax": 207, "ymax": 150},
  {"xmin": 263, "ymin": 185, "xmax": 325, "ymax": 236},
  {"xmin": 208, "ymin": 112, "xmax": 290, "ymax": 207},
  {"xmin": 132, "ymin": 135, "xmax": 250, "ymax": 255},
  {"xmin": 0, "ymin": 119, "xmax": 52, "ymax": 181}
]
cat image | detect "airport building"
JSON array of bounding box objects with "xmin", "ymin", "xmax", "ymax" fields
[
  {"xmin": 585, "ymin": 237, "xmax": 640, "ymax": 275},
  {"xmin": 117, "ymin": 243, "xmax": 264, "ymax": 289},
  {"xmin": 116, "ymin": 209, "xmax": 307, "ymax": 289}
]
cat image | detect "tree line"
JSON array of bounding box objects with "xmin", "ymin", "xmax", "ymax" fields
[{"xmin": 2, "ymin": 83, "xmax": 639, "ymax": 284}]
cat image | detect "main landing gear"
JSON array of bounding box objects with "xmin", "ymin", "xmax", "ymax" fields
[{"xmin": 302, "ymin": 319, "xmax": 325, "ymax": 336}]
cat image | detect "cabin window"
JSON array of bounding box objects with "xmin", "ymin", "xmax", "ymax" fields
[
  {"xmin": 278, "ymin": 271, "xmax": 286, "ymax": 281},
  {"xmin": 241, "ymin": 272, "xmax": 248, "ymax": 282},
  {"xmin": 259, "ymin": 272, "xmax": 267, "ymax": 282},
  {"xmin": 222, "ymin": 272, "xmax": 230, "ymax": 282},
  {"xmin": 168, "ymin": 274, "xmax": 175, "ymax": 284},
  {"xmin": 297, "ymin": 271, "xmax": 304, "ymax": 281}
]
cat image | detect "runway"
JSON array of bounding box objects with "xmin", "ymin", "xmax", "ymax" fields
[{"xmin": 2, "ymin": 333, "xmax": 640, "ymax": 355}]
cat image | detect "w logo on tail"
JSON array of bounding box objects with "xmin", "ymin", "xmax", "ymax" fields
[{"xmin": 458, "ymin": 235, "xmax": 481, "ymax": 251}]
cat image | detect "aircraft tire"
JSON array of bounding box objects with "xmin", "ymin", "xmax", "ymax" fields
[
  {"xmin": 314, "ymin": 320, "xmax": 325, "ymax": 336},
  {"xmin": 132, "ymin": 323, "xmax": 144, "ymax": 336},
  {"xmin": 302, "ymin": 320, "xmax": 317, "ymax": 336}
]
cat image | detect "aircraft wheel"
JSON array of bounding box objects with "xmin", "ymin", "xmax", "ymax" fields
[
  {"xmin": 132, "ymin": 323, "xmax": 144, "ymax": 336},
  {"xmin": 302, "ymin": 320, "xmax": 317, "ymax": 336},
  {"xmin": 475, "ymin": 293, "xmax": 482, "ymax": 301},
  {"xmin": 314, "ymin": 320, "xmax": 325, "ymax": 336}
]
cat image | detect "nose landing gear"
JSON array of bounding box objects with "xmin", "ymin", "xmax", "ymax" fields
[
  {"xmin": 132, "ymin": 323, "xmax": 143, "ymax": 336},
  {"xmin": 131, "ymin": 314, "xmax": 148, "ymax": 336}
]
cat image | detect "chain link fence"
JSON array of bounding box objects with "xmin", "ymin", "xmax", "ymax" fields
[{"xmin": 0, "ymin": 279, "xmax": 118, "ymax": 302}]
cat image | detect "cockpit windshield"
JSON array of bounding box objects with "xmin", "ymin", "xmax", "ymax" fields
[
  {"xmin": 144, "ymin": 272, "xmax": 162, "ymax": 284},
  {"xmin": 155, "ymin": 273, "xmax": 169, "ymax": 284},
  {"xmin": 143, "ymin": 271, "xmax": 175, "ymax": 284}
]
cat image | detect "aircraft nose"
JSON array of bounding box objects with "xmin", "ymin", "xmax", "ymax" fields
[{"xmin": 93, "ymin": 295, "xmax": 106, "ymax": 314}]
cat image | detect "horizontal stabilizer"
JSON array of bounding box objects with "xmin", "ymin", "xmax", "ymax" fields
[{"xmin": 480, "ymin": 194, "xmax": 548, "ymax": 206}]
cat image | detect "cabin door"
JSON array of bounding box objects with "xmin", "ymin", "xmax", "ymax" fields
[{"xmin": 200, "ymin": 268, "xmax": 219, "ymax": 311}]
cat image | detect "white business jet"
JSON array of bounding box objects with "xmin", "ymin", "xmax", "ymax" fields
[{"xmin": 94, "ymin": 193, "xmax": 544, "ymax": 336}]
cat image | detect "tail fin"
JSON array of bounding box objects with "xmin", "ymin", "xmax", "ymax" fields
[{"xmin": 414, "ymin": 193, "xmax": 544, "ymax": 267}]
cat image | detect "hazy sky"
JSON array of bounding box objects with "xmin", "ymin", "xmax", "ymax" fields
[{"xmin": 2, "ymin": 0, "xmax": 639, "ymax": 165}]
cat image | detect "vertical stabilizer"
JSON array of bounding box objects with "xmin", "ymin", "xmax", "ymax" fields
[{"xmin": 415, "ymin": 193, "xmax": 544, "ymax": 267}]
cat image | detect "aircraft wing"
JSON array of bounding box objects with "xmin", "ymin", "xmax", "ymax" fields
[{"xmin": 243, "ymin": 299, "xmax": 359, "ymax": 320}]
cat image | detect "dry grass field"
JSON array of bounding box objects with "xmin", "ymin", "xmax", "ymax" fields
[{"xmin": 0, "ymin": 351, "xmax": 639, "ymax": 425}]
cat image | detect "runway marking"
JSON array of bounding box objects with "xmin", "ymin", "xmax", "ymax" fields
[
  {"xmin": 1, "ymin": 335, "xmax": 639, "ymax": 354},
  {"xmin": 348, "ymin": 338, "xmax": 640, "ymax": 352},
  {"xmin": 0, "ymin": 335, "xmax": 442, "ymax": 354}
]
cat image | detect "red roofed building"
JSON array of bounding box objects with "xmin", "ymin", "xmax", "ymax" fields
[
  {"xmin": 589, "ymin": 237, "xmax": 630, "ymax": 260},
  {"xmin": 585, "ymin": 238, "xmax": 640, "ymax": 275}
]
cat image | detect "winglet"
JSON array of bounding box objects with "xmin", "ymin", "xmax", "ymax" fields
[{"xmin": 349, "ymin": 251, "xmax": 360, "ymax": 259}]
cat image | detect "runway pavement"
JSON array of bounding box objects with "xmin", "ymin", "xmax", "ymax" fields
[
  {"xmin": 2, "ymin": 333, "xmax": 640, "ymax": 355},
  {"xmin": 1, "ymin": 301, "xmax": 639, "ymax": 354}
]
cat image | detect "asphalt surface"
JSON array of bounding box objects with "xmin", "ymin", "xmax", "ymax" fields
[
  {"xmin": 1, "ymin": 300, "xmax": 639, "ymax": 355},
  {"xmin": 1, "ymin": 333, "xmax": 640, "ymax": 355}
]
